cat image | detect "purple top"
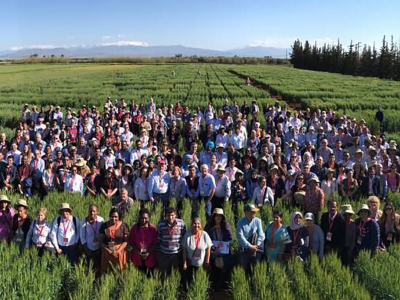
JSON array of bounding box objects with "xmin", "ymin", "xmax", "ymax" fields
[{"xmin": 0, "ymin": 207, "xmax": 15, "ymax": 241}]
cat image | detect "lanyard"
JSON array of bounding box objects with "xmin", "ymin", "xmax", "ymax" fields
[
  {"xmin": 292, "ymin": 228, "xmax": 300, "ymax": 244},
  {"xmin": 358, "ymin": 220, "xmax": 366, "ymax": 235},
  {"xmin": 328, "ymin": 213, "xmax": 337, "ymax": 231},
  {"xmin": 110, "ymin": 222, "xmax": 119, "ymax": 240},
  {"xmin": 62, "ymin": 219, "xmax": 71, "ymax": 236},
  {"xmin": 270, "ymin": 224, "xmax": 281, "ymax": 242},
  {"xmin": 36, "ymin": 223, "xmax": 45, "ymax": 237},
  {"xmin": 88, "ymin": 219, "xmax": 98, "ymax": 236},
  {"xmin": 18, "ymin": 217, "xmax": 25, "ymax": 230},
  {"xmin": 167, "ymin": 223, "xmax": 176, "ymax": 238},
  {"xmin": 194, "ymin": 232, "xmax": 201, "ymax": 250}
]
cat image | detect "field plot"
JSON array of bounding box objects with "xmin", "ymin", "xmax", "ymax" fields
[{"xmin": 226, "ymin": 65, "xmax": 400, "ymax": 135}]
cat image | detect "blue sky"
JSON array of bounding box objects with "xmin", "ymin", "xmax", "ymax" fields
[{"xmin": 1, "ymin": 0, "xmax": 399, "ymax": 51}]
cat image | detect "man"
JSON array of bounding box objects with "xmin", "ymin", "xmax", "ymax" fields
[
  {"xmin": 200, "ymin": 141, "xmax": 214, "ymax": 166},
  {"xmin": 236, "ymin": 204, "xmax": 265, "ymax": 273},
  {"xmin": 157, "ymin": 207, "xmax": 186, "ymax": 275},
  {"xmin": 89, "ymin": 148, "xmax": 106, "ymax": 174},
  {"xmin": 316, "ymin": 139, "xmax": 333, "ymax": 163},
  {"xmin": 148, "ymin": 161, "xmax": 170, "ymax": 207},
  {"xmin": 198, "ymin": 165, "xmax": 216, "ymax": 219},
  {"xmin": 64, "ymin": 165, "xmax": 84, "ymax": 196},
  {"xmin": 16, "ymin": 155, "xmax": 33, "ymax": 196},
  {"xmin": 185, "ymin": 165, "xmax": 200, "ymax": 205},
  {"xmin": 320, "ymin": 200, "xmax": 346, "ymax": 253},
  {"xmin": 212, "ymin": 165, "xmax": 231, "ymax": 212},
  {"xmin": 6, "ymin": 141, "xmax": 21, "ymax": 164},
  {"xmin": 31, "ymin": 150, "xmax": 45, "ymax": 195},
  {"xmin": 227, "ymin": 143, "xmax": 241, "ymax": 168},
  {"xmin": 0, "ymin": 155, "xmax": 16, "ymax": 190},
  {"xmin": 360, "ymin": 166, "xmax": 381, "ymax": 198},
  {"xmin": 50, "ymin": 203, "xmax": 80, "ymax": 265},
  {"xmin": 304, "ymin": 176, "xmax": 325, "ymax": 220},
  {"xmin": 215, "ymin": 143, "xmax": 228, "ymax": 167},
  {"xmin": 116, "ymin": 140, "xmax": 132, "ymax": 164},
  {"xmin": 80, "ymin": 204, "xmax": 104, "ymax": 275},
  {"xmin": 112, "ymin": 188, "xmax": 134, "ymax": 220},
  {"xmin": 225, "ymin": 158, "xmax": 239, "ymax": 182},
  {"xmin": 229, "ymin": 126, "xmax": 246, "ymax": 153},
  {"xmin": 76, "ymin": 137, "xmax": 89, "ymax": 160}
]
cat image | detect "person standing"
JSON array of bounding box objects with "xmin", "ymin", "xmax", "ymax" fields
[
  {"xmin": 156, "ymin": 207, "xmax": 186, "ymax": 275},
  {"xmin": 99, "ymin": 208, "xmax": 129, "ymax": 274},
  {"xmin": 285, "ymin": 212, "xmax": 310, "ymax": 261},
  {"xmin": 198, "ymin": 165, "xmax": 216, "ymax": 219},
  {"xmin": 182, "ymin": 218, "xmax": 212, "ymax": 280},
  {"xmin": 80, "ymin": 204, "xmax": 104, "ymax": 275},
  {"xmin": 320, "ymin": 200, "xmax": 346, "ymax": 253},
  {"xmin": 212, "ymin": 165, "xmax": 231, "ymax": 212},
  {"xmin": 252, "ymin": 176, "xmax": 274, "ymax": 207},
  {"xmin": 25, "ymin": 208, "xmax": 51, "ymax": 257},
  {"xmin": 304, "ymin": 176, "xmax": 324, "ymax": 220},
  {"xmin": 264, "ymin": 210, "xmax": 291, "ymax": 262},
  {"xmin": 64, "ymin": 165, "xmax": 84, "ymax": 196},
  {"xmin": 354, "ymin": 204, "xmax": 380, "ymax": 256},
  {"xmin": 129, "ymin": 208, "xmax": 158, "ymax": 272},
  {"xmin": 148, "ymin": 161, "xmax": 171, "ymax": 207},
  {"xmin": 341, "ymin": 204, "xmax": 356, "ymax": 266},
  {"xmin": 10, "ymin": 199, "xmax": 32, "ymax": 251},
  {"xmin": 0, "ymin": 195, "xmax": 14, "ymax": 242},
  {"xmin": 50, "ymin": 203, "xmax": 80, "ymax": 265},
  {"xmin": 304, "ymin": 212, "xmax": 324, "ymax": 259},
  {"xmin": 236, "ymin": 204, "xmax": 265, "ymax": 273}
]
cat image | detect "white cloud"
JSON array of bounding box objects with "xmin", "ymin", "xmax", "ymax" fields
[
  {"xmin": 249, "ymin": 37, "xmax": 337, "ymax": 48},
  {"xmin": 102, "ymin": 40, "xmax": 149, "ymax": 47},
  {"xmin": 10, "ymin": 45, "xmax": 58, "ymax": 51},
  {"xmin": 117, "ymin": 34, "xmax": 125, "ymax": 38},
  {"xmin": 101, "ymin": 35, "xmax": 112, "ymax": 40}
]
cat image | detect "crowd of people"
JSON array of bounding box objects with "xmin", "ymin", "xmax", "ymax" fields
[{"xmin": 0, "ymin": 97, "xmax": 400, "ymax": 284}]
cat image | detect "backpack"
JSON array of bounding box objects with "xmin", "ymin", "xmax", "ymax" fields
[{"xmin": 57, "ymin": 216, "xmax": 80, "ymax": 244}]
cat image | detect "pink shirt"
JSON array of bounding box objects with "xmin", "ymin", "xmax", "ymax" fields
[{"xmin": 129, "ymin": 224, "xmax": 157, "ymax": 268}]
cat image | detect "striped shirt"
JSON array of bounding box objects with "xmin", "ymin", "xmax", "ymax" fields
[{"xmin": 157, "ymin": 218, "xmax": 186, "ymax": 254}]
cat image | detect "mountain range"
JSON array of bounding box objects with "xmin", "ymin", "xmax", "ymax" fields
[{"xmin": 0, "ymin": 44, "xmax": 289, "ymax": 59}]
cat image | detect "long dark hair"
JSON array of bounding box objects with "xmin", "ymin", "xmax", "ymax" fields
[
  {"xmin": 379, "ymin": 202, "xmax": 397, "ymax": 227},
  {"xmin": 208, "ymin": 213, "xmax": 227, "ymax": 231}
]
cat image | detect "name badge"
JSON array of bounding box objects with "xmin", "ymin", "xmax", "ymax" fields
[
  {"xmin": 326, "ymin": 232, "xmax": 332, "ymax": 241},
  {"xmin": 63, "ymin": 237, "xmax": 69, "ymax": 243},
  {"xmin": 200, "ymin": 189, "xmax": 205, "ymax": 195},
  {"xmin": 357, "ymin": 236, "xmax": 362, "ymax": 245},
  {"xmin": 193, "ymin": 249, "xmax": 201, "ymax": 259},
  {"xmin": 108, "ymin": 241, "xmax": 115, "ymax": 251},
  {"xmin": 168, "ymin": 241, "xmax": 176, "ymax": 250},
  {"xmin": 93, "ymin": 238, "xmax": 99, "ymax": 244}
]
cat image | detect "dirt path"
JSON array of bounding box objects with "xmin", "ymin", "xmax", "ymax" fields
[{"xmin": 227, "ymin": 69, "xmax": 301, "ymax": 111}]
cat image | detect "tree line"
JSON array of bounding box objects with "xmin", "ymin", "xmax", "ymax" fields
[{"xmin": 290, "ymin": 36, "xmax": 400, "ymax": 80}]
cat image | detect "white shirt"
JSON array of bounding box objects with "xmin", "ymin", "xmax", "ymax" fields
[
  {"xmin": 25, "ymin": 220, "xmax": 52, "ymax": 248},
  {"xmin": 225, "ymin": 166, "xmax": 239, "ymax": 182},
  {"xmin": 148, "ymin": 171, "xmax": 170, "ymax": 198},
  {"xmin": 215, "ymin": 151, "xmax": 228, "ymax": 167},
  {"xmin": 64, "ymin": 174, "xmax": 84, "ymax": 195},
  {"xmin": 50, "ymin": 216, "xmax": 81, "ymax": 249},
  {"xmin": 230, "ymin": 132, "xmax": 246, "ymax": 150},
  {"xmin": 214, "ymin": 174, "xmax": 231, "ymax": 201},
  {"xmin": 252, "ymin": 186, "xmax": 274, "ymax": 206},
  {"xmin": 134, "ymin": 177, "xmax": 150, "ymax": 201},
  {"xmin": 80, "ymin": 216, "xmax": 105, "ymax": 251}
]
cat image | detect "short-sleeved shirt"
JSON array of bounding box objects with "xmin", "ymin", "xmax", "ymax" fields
[
  {"xmin": 181, "ymin": 230, "xmax": 212, "ymax": 267},
  {"xmin": 99, "ymin": 221, "xmax": 129, "ymax": 245}
]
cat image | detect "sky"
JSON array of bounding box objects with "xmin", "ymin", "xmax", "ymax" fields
[{"xmin": 0, "ymin": 0, "xmax": 399, "ymax": 51}]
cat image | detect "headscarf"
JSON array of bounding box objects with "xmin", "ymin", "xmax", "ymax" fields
[
  {"xmin": 290, "ymin": 212, "xmax": 303, "ymax": 231},
  {"xmin": 206, "ymin": 141, "xmax": 215, "ymax": 150}
]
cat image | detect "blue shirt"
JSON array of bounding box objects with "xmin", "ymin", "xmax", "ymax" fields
[
  {"xmin": 148, "ymin": 171, "xmax": 170, "ymax": 198},
  {"xmin": 198, "ymin": 174, "xmax": 216, "ymax": 197},
  {"xmin": 236, "ymin": 216, "xmax": 265, "ymax": 251}
]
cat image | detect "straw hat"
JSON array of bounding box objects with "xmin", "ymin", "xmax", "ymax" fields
[
  {"xmin": 309, "ymin": 176, "xmax": 320, "ymax": 183},
  {"xmin": 357, "ymin": 204, "xmax": 370, "ymax": 216},
  {"xmin": 294, "ymin": 191, "xmax": 306, "ymax": 205},
  {"xmin": 216, "ymin": 165, "xmax": 226, "ymax": 172},
  {"xmin": 59, "ymin": 203, "xmax": 72, "ymax": 212},
  {"xmin": 341, "ymin": 204, "xmax": 355, "ymax": 215},
  {"xmin": 269, "ymin": 164, "xmax": 279, "ymax": 172},
  {"xmin": 0, "ymin": 195, "xmax": 11, "ymax": 203},
  {"xmin": 75, "ymin": 157, "xmax": 87, "ymax": 167},
  {"xmin": 15, "ymin": 199, "xmax": 29, "ymax": 209},
  {"xmin": 213, "ymin": 208, "xmax": 224, "ymax": 215}
]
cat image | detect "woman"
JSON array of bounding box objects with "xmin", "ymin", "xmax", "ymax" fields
[
  {"xmin": 354, "ymin": 204, "xmax": 380, "ymax": 256},
  {"xmin": 280, "ymin": 170, "xmax": 297, "ymax": 201},
  {"xmin": 11, "ymin": 199, "xmax": 32, "ymax": 251},
  {"xmin": 304, "ymin": 212, "xmax": 324, "ymax": 259},
  {"xmin": 85, "ymin": 165, "xmax": 100, "ymax": 196},
  {"xmin": 100, "ymin": 167, "xmax": 119, "ymax": 199},
  {"xmin": 129, "ymin": 208, "xmax": 157, "ymax": 271},
  {"xmin": 99, "ymin": 208, "xmax": 129, "ymax": 274},
  {"xmin": 42, "ymin": 159, "xmax": 56, "ymax": 196},
  {"xmin": 367, "ymin": 196, "xmax": 382, "ymax": 222},
  {"xmin": 264, "ymin": 210, "xmax": 291, "ymax": 262},
  {"xmin": 134, "ymin": 166, "xmax": 150, "ymax": 206},
  {"xmin": 25, "ymin": 208, "xmax": 51, "ymax": 256},
  {"xmin": 379, "ymin": 202, "xmax": 400, "ymax": 248},
  {"xmin": 119, "ymin": 164, "xmax": 135, "ymax": 198},
  {"xmin": 252, "ymin": 176, "xmax": 274, "ymax": 207},
  {"xmin": 0, "ymin": 195, "xmax": 14, "ymax": 242},
  {"xmin": 340, "ymin": 169, "xmax": 358, "ymax": 200},
  {"xmin": 204, "ymin": 208, "xmax": 233, "ymax": 290},
  {"xmin": 341, "ymin": 204, "xmax": 356, "ymax": 266},
  {"xmin": 114, "ymin": 158, "xmax": 124, "ymax": 179},
  {"xmin": 287, "ymin": 153, "xmax": 301, "ymax": 173},
  {"xmin": 21, "ymin": 144, "xmax": 33, "ymax": 164},
  {"xmin": 290, "ymin": 174, "xmax": 307, "ymax": 207},
  {"xmin": 386, "ymin": 163, "xmax": 400, "ymax": 192},
  {"xmin": 182, "ymin": 218, "xmax": 212, "ymax": 279},
  {"xmin": 285, "ymin": 212, "xmax": 309, "ymax": 261},
  {"xmin": 321, "ymin": 168, "xmax": 338, "ymax": 201}
]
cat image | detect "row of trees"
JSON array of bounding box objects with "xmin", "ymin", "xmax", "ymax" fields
[{"xmin": 290, "ymin": 36, "xmax": 400, "ymax": 80}]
